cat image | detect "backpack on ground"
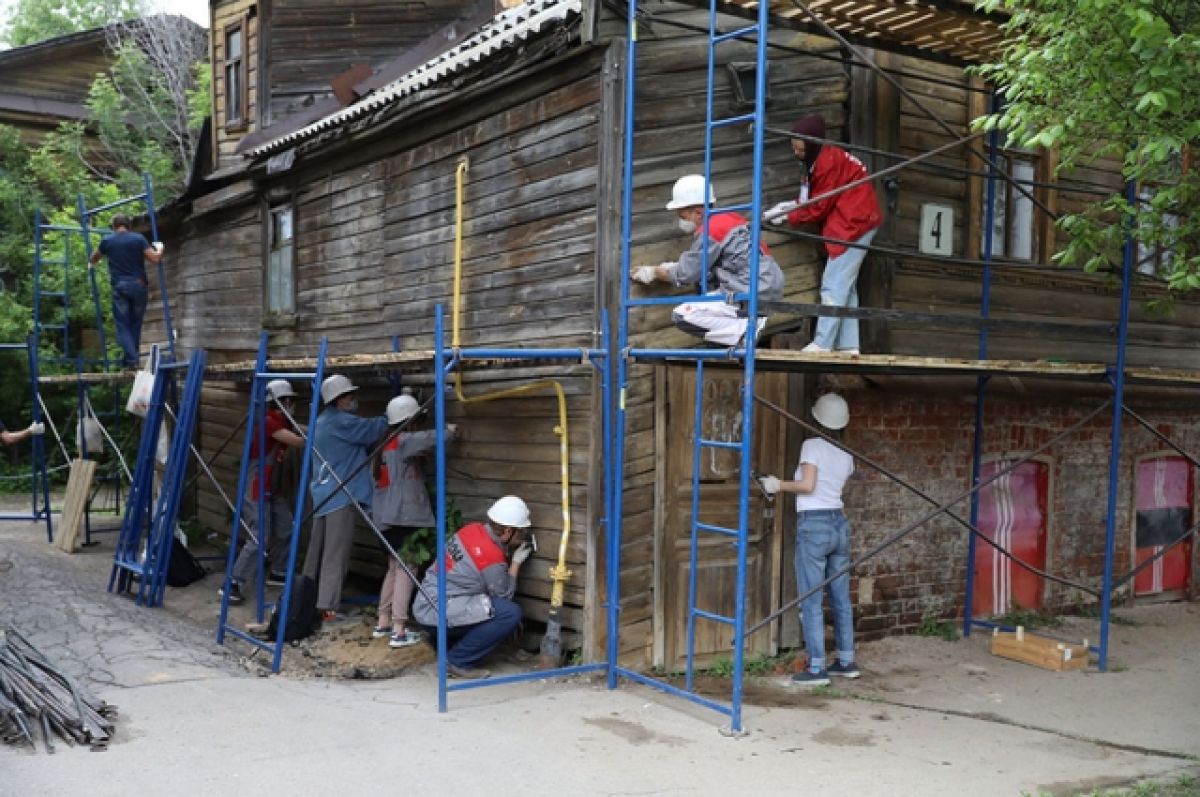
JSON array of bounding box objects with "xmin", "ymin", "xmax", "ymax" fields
[
  {"xmin": 166, "ymin": 537, "xmax": 207, "ymax": 587},
  {"xmin": 265, "ymin": 575, "xmax": 320, "ymax": 642}
]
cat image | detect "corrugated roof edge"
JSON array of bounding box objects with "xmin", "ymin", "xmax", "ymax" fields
[{"xmin": 246, "ymin": 0, "xmax": 583, "ymax": 159}]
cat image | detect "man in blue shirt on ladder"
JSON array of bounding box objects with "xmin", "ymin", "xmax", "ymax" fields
[{"xmin": 89, "ymin": 213, "xmax": 164, "ymax": 368}]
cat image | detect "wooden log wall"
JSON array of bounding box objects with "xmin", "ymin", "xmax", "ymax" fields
[
  {"xmin": 264, "ymin": 0, "xmax": 482, "ymax": 125},
  {"xmin": 174, "ymin": 45, "xmax": 611, "ymax": 654},
  {"xmin": 873, "ymin": 54, "xmax": 1200, "ymax": 371}
]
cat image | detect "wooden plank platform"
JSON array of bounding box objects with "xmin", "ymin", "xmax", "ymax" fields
[
  {"xmin": 55, "ymin": 459, "xmax": 96, "ymax": 554},
  {"xmin": 40, "ymin": 349, "xmax": 1200, "ymax": 386}
]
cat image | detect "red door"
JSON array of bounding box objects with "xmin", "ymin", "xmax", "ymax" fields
[
  {"xmin": 972, "ymin": 460, "xmax": 1049, "ymax": 617},
  {"xmin": 1134, "ymin": 456, "xmax": 1193, "ymax": 599}
]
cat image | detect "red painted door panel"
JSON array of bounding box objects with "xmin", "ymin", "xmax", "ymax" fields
[
  {"xmin": 972, "ymin": 460, "xmax": 1049, "ymax": 617},
  {"xmin": 1134, "ymin": 457, "xmax": 1192, "ymax": 597}
]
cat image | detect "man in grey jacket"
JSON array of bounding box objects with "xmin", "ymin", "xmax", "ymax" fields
[
  {"xmin": 412, "ymin": 495, "xmax": 534, "ymax": 679},
  {"xmin": 632, "ymin": 174, "xmax": 785, "ymax": 347}
]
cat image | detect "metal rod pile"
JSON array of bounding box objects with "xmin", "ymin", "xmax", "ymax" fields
[{"xmin": 0, "ymin": 629, "xmax": 116, "ymax": 753}]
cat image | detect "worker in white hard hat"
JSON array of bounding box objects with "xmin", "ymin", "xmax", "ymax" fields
[
  {"xmin": 302, "ymin": 374, "xmax": 390, "ymax": 622},
  {"xmin": 411, "ymin": 494, "xmax": 534, "ymax": 679},
  {"xmin": 759, "ymin": 393, "xmax": 860, "ymax": 687},
  {"xmin": 631, "ymin": 174, "xmax": 785, "ymax": 347},
  {"xmin": 220, "ymin": 379, "xmax": 305, "ymax": 605},
  {"xmin": 370, "ymin": 390, "xmax": 458, "ymax": 649}
]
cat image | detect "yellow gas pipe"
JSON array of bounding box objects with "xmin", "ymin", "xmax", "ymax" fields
[{"xmin": 452, "ymin": 159, "xmax": 572, "ymax": 653}]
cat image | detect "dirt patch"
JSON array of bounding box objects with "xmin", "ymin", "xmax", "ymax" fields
[
  {"xmin": 238, "ymin": 615, "xmax": 436, "ymax": 679},
  {"xmin": 813, "ymin": 727, "xmax": 876, "ymax": 747},
  {"xmin": 661, "ymin": 674, "xmax": 833, "ymax": 708},
  {"xmin": 583, "ymin": 716, "xmax": 689, "ymax": 747}
]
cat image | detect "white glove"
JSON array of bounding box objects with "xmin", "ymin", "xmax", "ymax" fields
[
  {"xmin": 632, "ymin": 266, "xmax": 657, "ymax": 285},
  {"xmin": 759, "ymin": 475, "xmax": 781, "ymax": 495},
  {"xmin": 27, "ymin": 422, "xmax": 44, "ymax": 436},
  {"xmin": 152, "ymin": 242, "xmax": 165, "ymax": 254},
  {"xmin": 446, "ymin": 424, "xmax": 458, "ymax": 437},
  {"xmin": 763, "ymin": 201, "xmax": 798, "ymax": 225},
  {"xmin": 511, "ymin": 543, "xmax": 533, "ymax": 566}
]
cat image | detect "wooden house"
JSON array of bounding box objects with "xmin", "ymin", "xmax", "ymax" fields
[{"xmin": 157, "ymin": 0, "xmax": 1198, "ymax": 670}]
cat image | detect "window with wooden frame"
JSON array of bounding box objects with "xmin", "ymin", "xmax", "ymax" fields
[
  {"xmin": 981, "ymin": 149, "xmax": 1040, "ymax": 262},
  {"xmin": 223, "ymin": 22, "xmax": 247, "ymax": 129},
  {"xmin": 1135, "ymin": 150, "xmax": 1185, "ymax": 279},
  {"xmin": 266, "ymin": 204, "xmax": 295, "ymax": 315}
]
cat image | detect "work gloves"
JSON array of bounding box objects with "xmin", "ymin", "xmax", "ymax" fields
[
  {"xmin": 511, "ymin": 543, "xmax": 533, "ymax": 566},
  {"xmin": 631, "ymin": 266, "xmax": 658, "ymax": 285},
  {"xmin": 27, "ymin": 422, "xmax": 44, "ymax": 436},
  {"xmin": 763, "ymin": 201, "xmax": 798, "ymax": 225},
  {"xmin": 758, "ymin": 475, "xmax": 781, "ymax": 495}
]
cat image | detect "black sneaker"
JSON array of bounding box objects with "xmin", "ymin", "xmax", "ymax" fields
[
  {"xmin": 219, "ymin": 582, "xmax": 244, "ymax": 605},
  {"xmin": 790, "ymin": 668, "xmax": 830, "ymax": 687},
  {"xmin": 266, "ymin": 572, "xmax": 288, "ymax": 587},
  {"xmin": 827, "ymin": 660, "xmax": 861, "ymax": 679}
]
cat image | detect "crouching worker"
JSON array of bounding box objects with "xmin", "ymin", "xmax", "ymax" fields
[
  {"xmin": 371, "ymin": 392, "xmax": 457, "ymax": 649},
  {"xmin": 412, "ymin": 495, "xmax": 534, "ymax": 679},
  {"xmin": 632, "ymin": 174, "xmax": 784, "ymax": 347}
]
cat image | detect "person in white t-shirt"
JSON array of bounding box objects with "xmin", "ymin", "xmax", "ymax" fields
[{"xmin": 760, "ymin": 392, "xmax": 859, "ymax": 687}]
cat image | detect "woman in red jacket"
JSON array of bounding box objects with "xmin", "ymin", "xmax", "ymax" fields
[{"xmin": 765, "ymin": 115, "xmax": 882, "ymax": 355}]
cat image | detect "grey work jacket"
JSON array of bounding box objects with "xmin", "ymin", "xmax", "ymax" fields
[
  {"xmin": 670, "ymin": 217, "xmax": 785, "ymax": 301},
  {"xmin": 412, "ymin": 522, "xmax": 514, "ymax": 628},
  {"xmin": 370, "ymin": 428, "xmax": 456, "ymax": 529}
]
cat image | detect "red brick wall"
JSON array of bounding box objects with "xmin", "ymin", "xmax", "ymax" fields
[{"xmin": 823, "ymin": 390, "xmax": 1199, "ymax": 638}]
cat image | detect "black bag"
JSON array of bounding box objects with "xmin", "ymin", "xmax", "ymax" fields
[
  {"xmin": 265, "ymin": 575, "xmax": 320, "ymax": 642},
  {"xmin": 166, "ymin": 537, "xmax": 207, "ymax": 587}
]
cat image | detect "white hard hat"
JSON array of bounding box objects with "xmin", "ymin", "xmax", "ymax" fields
[
  {"xmin": 386, "ymin": 394, "xmax": 421, "ymax": 425},
  {"xmin": 320, "ymin": 374, "xmax": 358, "ymax": 405},
  {"xmin": 665, "ymin": 174, "xmax": 716, "ymax": 210},
  {"xmin": 487, "ymin": 495, "xmax": 531, "ymax": 529},
  {"xmin": 265, "ymin": 379, "xmax": 296, "ymax": 401},
  {"xmin": 812, "ymin": 393, "xmax": 849, "ymax": 430}
]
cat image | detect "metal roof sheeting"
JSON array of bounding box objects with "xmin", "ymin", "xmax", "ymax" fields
[{"xmin": 247, "ymin": 0, "xmax": 583, "ymax": 158}]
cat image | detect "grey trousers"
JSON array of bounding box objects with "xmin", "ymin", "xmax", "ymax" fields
[
  {"xmin": 231, "ymin": 495, "xmax": 295, "ymax": 587},
  {"xmin": 303, "ymin": 504, "xmax": 357, "ymax": 611}
]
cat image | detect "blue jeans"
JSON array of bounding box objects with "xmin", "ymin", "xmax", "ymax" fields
[
  {"xmin": 811, "ymin": 228, "xmax": 877, "ymax": 351},
  {"xmin": 111, "ymin": 278, "xmax": 147, "ymax": 367},
  {"xmin": 424, "ymin": 597, "xmax": 522, "ymax": 668},
  {"xmin": 794, "ymin": 509, "xmax": 855, "ymax": 670}
]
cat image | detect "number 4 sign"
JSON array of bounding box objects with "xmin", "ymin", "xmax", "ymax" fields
[{"xmin": 919, "ymin": 203, "xmax": 954, "ymax": 256}]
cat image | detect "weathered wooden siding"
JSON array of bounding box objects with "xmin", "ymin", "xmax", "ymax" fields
[
  {"xmin": 175, "ymin": 45, "xmax": 610, "ymax": 652},
  {"xmin": 264, "ymin": 0, "xmax": 482, "ymax": 125},
  {"xmin": 870, "ymin": 54, "xmax": 1200, "ymax": 370},
  {"xmin": 212, "ymin": 0, "xmax": 260, "ymax": 168}
]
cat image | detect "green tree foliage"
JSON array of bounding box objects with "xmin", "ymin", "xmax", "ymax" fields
[
  {"xmin": 976, "ymin": 0, "xmax": 1200, "ymax": 289},
  {"xmin": 1, "ymin": 0, "xmax": 146, "ymax": 47},
  {"xmin": 0, "ymin": 15, "xmax": 207, "ymax": 479}
]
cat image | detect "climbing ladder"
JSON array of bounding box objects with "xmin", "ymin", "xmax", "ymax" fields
[
  {"xmin": 610, "ymin": 1, "xmax": 772, "ymax": 734},
  {"xmin": 217, "ymin": 334, "xmax": 328, "ymax": 673},
  {"xmin": 107, "ymin": 349, "xmax": 206, "ymax": 606}
]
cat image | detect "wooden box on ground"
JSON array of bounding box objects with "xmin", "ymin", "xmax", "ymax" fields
[{"xmin": 989, "ymin": 627, "xmax": 1089, "ymax": 672}]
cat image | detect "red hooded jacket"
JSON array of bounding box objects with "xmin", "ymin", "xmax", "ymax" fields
[{"xmin": 786, "ymin": 145, "xmax": 882, "ymax": 257}]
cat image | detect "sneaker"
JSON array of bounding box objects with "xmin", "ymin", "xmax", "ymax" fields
[
  {"xmin": 389, "ymin": 630, "xmax": 422, "ymax": 649},
  {"xmin": 790, "ymin": 668, "xmax": 831, "ymax": 687},
  {"xmin": 446, "ymin": 663, "xmax": 491, "ymax": 680},
  {"xmin": 835, "ymin": 348, "xmax": 861, "ymax": 357},
  {"xmin": 827, "ymin": 660, "xmax": 861, "ymax": 679},
  {"xmin": 219, "ymin": 582, "xmax": 244, "ymax": 605},
  {"xmin": 800, "ymin": 342, "xmax": 830, "ymax": 354},
  {"xmin": 371, "ymin": 625, "xmax": 392, "ymax": 639},
  {"xmin": 319, "ymin": 610, "xmax": 346, "ymax": 624},
  {"xmin": 266, "ymin": 571, "xmax": 288, "ymax": 587}
]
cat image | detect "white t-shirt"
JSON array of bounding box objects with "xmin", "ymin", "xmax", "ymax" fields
[{"xmin": 794, "ymin": 437, "xmax": 854, "ymax": 512}]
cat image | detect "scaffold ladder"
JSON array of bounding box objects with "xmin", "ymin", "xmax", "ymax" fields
[
  {"xmin": 108, "ymin": 348, "xmax": 206, "ymax": 606},
  {"xmin": 217, "ymin": 334, "xmax": 328, "ymax": 673}
]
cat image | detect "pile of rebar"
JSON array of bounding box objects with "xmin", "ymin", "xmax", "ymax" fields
[{"xmin": 0, "ymin": 629, "xmax": 116, "ymax": 753}]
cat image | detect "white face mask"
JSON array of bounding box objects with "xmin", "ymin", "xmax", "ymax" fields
[{"xmin": 678, "ymin": 218, "xmax": 697, "ymax": 234}]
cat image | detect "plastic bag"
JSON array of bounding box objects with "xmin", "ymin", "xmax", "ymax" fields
[
  {"xmin": 76, "ymin": 394, "xmax": 104, "ymax": 456},
  {"xmin": 126, "ymin": 346, "xmax": 158, "ymax": 416}
]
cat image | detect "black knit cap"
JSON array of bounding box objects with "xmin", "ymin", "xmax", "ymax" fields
[{"xmin": 791, "ymin": 115, "xmax": 825, "ymax": 169}]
